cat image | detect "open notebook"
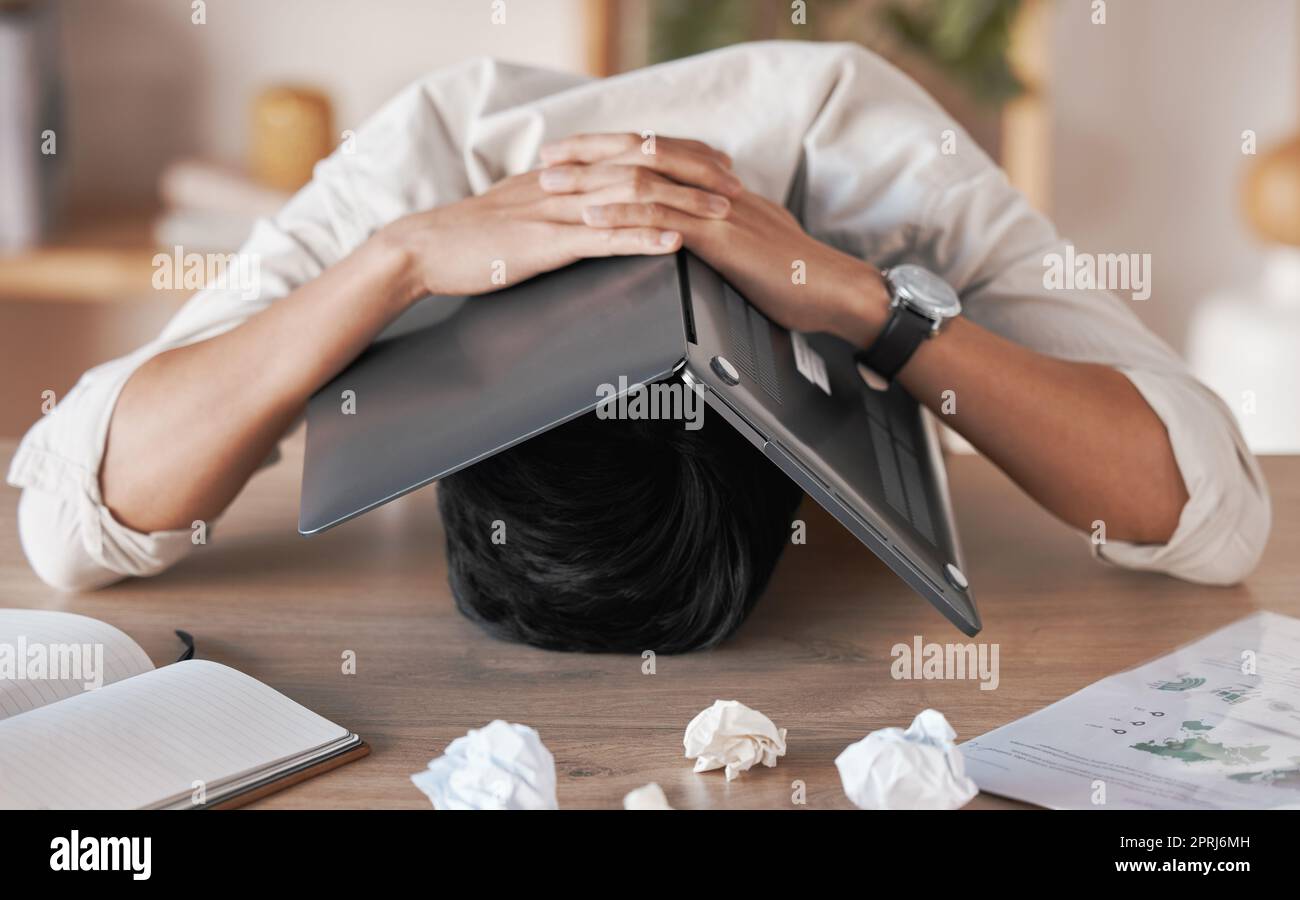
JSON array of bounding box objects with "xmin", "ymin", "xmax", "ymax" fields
[{"xmin": 0, "ymin": 609, "xmax": 367, "ymax": 809}]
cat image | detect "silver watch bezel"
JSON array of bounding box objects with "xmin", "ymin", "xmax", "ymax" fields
[{"xmin": 881, "ymin": 264, "xmax": 962, "ymax": 335}]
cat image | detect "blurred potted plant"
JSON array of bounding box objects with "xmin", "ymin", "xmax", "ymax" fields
[{"xmin": 648, "ymin": 0, "xmax": 1025, "ymax": 106}]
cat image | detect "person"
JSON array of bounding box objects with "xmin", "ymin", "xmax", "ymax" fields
[{"xmin": 8, "ymin": 43, "xmax": 1270, "ymax": 643}]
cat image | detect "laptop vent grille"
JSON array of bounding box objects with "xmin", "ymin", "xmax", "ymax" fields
[
  {"xmin": 863, "ymin": 386, "xmax": 937, "ymax": 544},
  {"xmin": 723, "ymin": 285, "xmax": 782, "ymax": 404}
]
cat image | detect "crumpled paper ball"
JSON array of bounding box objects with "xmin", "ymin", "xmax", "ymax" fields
[
  {"xmin": 683, "ymin": 699, "xmax": 787, "ymax": 781},
  {"xmin": 623, "ymin": 782, "xmax": 674, "ymax": 810},
  {"xmin": 834, "ymin": 708, "xmax": 978, "ymax": 810},
  {"xmin": 410, "ymin": 720, "xmax": 557, "ymax": 810}
]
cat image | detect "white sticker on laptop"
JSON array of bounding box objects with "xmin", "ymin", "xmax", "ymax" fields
[{"xmin": 791, "ymin": 332, "xmax": 831, "ymax": 395}]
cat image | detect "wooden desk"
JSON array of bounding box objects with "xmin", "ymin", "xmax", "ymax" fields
[{"xmin": 1, "ymin": 437, "xmax": 1295, "ymax": 809}]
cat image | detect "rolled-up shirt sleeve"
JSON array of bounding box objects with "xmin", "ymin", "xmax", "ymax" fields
[
  {"xmin": 5, "ymin": 193, "xmax": 353, "ymax": 590},
  {"xmin": 4, "ymin": 215, "xmax": 323, "ymax": 591},
  {"xmin": 1099, "ymin": 368, "xmax": 1270, "ymax": 584},
  {"xmin": 9, "ymin": 350, "xmax": 197, "ymax": 591}
]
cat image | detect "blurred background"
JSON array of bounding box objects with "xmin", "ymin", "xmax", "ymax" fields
[{"xmin": 1, "ymin": 0, "xmax": 1297, "ymax": 449}]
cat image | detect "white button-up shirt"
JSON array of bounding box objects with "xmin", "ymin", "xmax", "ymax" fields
[{"xmin": 7, "ymin": 42, "xmax": 1271, "ymax": 591}]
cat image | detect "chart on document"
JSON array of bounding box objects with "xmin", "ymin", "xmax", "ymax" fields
[{"xmin": 962, "ymin": 612, "xmax": 1300, "ymax": 809}]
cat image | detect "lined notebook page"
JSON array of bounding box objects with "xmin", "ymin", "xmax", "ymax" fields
[
  {"xmin": 0, "ymin": 609, "xmax": 154, "ymax": 720},
  {"xmin": 0, "ymin": 659, "xmax": 348, "ymax": 809}
]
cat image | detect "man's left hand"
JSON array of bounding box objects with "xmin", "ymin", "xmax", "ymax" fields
[{"xmin": 538, "ymin": 132, "xmax": 887, "ymax": 347}]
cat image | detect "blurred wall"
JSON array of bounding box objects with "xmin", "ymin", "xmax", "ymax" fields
[
  {"xmin": 1047, "ymin": 0, "xmax": 1299, "ymax": 353},
  {"xmin": 57, "ymin": 0, "xmax": 591, "ymax": 206},
  {"xmin": 22, "ymin": 0, "xmax": 1300, "ymax": 442},
  {"xmin": 1, "ymin": 0, "xmax": 591, "ymax": 438}
]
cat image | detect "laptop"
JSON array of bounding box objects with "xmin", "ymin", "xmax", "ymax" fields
[{"xmin": 299, "ymin": 251, "xmax": 980, "ymax": 636}]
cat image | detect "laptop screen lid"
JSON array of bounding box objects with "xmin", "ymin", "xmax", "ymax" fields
[
  {"xmin": 678, "ymin": 253, "xmax": 980, "ymax": 636},
  {"xmin": 299, "ymin": 253, "xmax": 688, "ymax": 535},
  {"xmin": 299, "ymin": 249, "xmax": 978, "ymax": 636}
]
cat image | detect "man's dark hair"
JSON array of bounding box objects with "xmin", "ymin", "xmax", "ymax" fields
[{"xmin": 437, "ymin": 402, "xmax": 804, "ymax": 653}]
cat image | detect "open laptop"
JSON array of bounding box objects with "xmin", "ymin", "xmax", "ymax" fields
[{"xmin": 299, "ymin": 251, "xmax": 980, "ymax": 636}]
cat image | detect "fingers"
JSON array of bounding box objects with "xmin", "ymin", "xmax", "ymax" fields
[
  {"xmin": 555, "ymin": 223, "xmax": 682, "ymax": 259},
  {"xmin": 538, "ymin": 163, "xmax": 635, "ymax": 193},
  {"xmin": 541, "ymin": 132, "xmax": 733, "ymax": 169},
  {"xmin": 580, "ymin": 201, "xmax": 704, "ymax": 235},
  {"xmin": 540, "ymin": 132, "xmax": 643, "ymax": 165},
  {"xmin": 617, "ymin": 146, "xmax": 742, "ymax": 197},
  {"xmin": 537, "ymin": 165, "xmax": 731, "ymax": 221},
  {"xmin": 540, "ymin": 133, "xmax": 741, "ymax": 197}
]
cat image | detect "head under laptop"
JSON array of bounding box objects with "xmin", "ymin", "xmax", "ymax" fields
[
  {"xmin": 437, "ymin": 381, "xmax": 804, "ymax": 654},
  {"xmin": 300, "ymin": 254, "xmax": 977, "ymax": 643}
]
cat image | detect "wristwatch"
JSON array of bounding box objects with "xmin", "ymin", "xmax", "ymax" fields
[{"xmin": 854, "ymin": 264, "xmax": 961, "ymax": 383}]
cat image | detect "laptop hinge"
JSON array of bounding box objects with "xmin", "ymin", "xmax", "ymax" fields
[{"xmin": 675, "ymin": 251, "xmax": 697, "ymax": 345}]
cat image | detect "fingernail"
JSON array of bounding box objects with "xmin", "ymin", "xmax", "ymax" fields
[
  {"xmin": 706, "ymin": 194, "xmax": 730, "ymax": 215},
  {"xmin": 583, "ymin": 206, "xmax": 610, "ymax": 225},
  {"xmin": 538, "ymin": 145, "xmax": 561, "ymax": 164},
  {"xmin": 659, "ymin": 230, "xmax": 680, "ymax": 246},
  {"xmin": 539, "ymin": 168, "xmax": 573, "ymax": 190},
  {"xmin": 723, "ymin": 175, "xmax": 743, "ymax": 195}
]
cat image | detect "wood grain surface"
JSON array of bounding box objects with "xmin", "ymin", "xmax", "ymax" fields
[{"xmin": 2, "ymin": 436, "xmax": 1294, "ymax": 810}]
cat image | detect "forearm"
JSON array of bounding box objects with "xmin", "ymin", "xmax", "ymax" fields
[
  {"xmin": 101, "ymin": 235, "xmax": 417, "ymax": 533},
  {"xmin": 98, "ymin": 161, "xmax": 688, "ymax": 536},
  {"xmin": 829, "ymin": 267, "xmax": 1188, "ymax": 543},
  {"xmin": 897, "ymin": 316, "xmax": 1189, "ymax": 543}
]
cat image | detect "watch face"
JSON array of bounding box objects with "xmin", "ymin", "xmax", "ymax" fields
[{"xmin": 888, "ymin": 264, "xmax": 961, "ymax": 319}]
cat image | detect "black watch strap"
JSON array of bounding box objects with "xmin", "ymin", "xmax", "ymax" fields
[{"xmin": 854, "ymin": 304, "xmax": 932, "ymax": 381}]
